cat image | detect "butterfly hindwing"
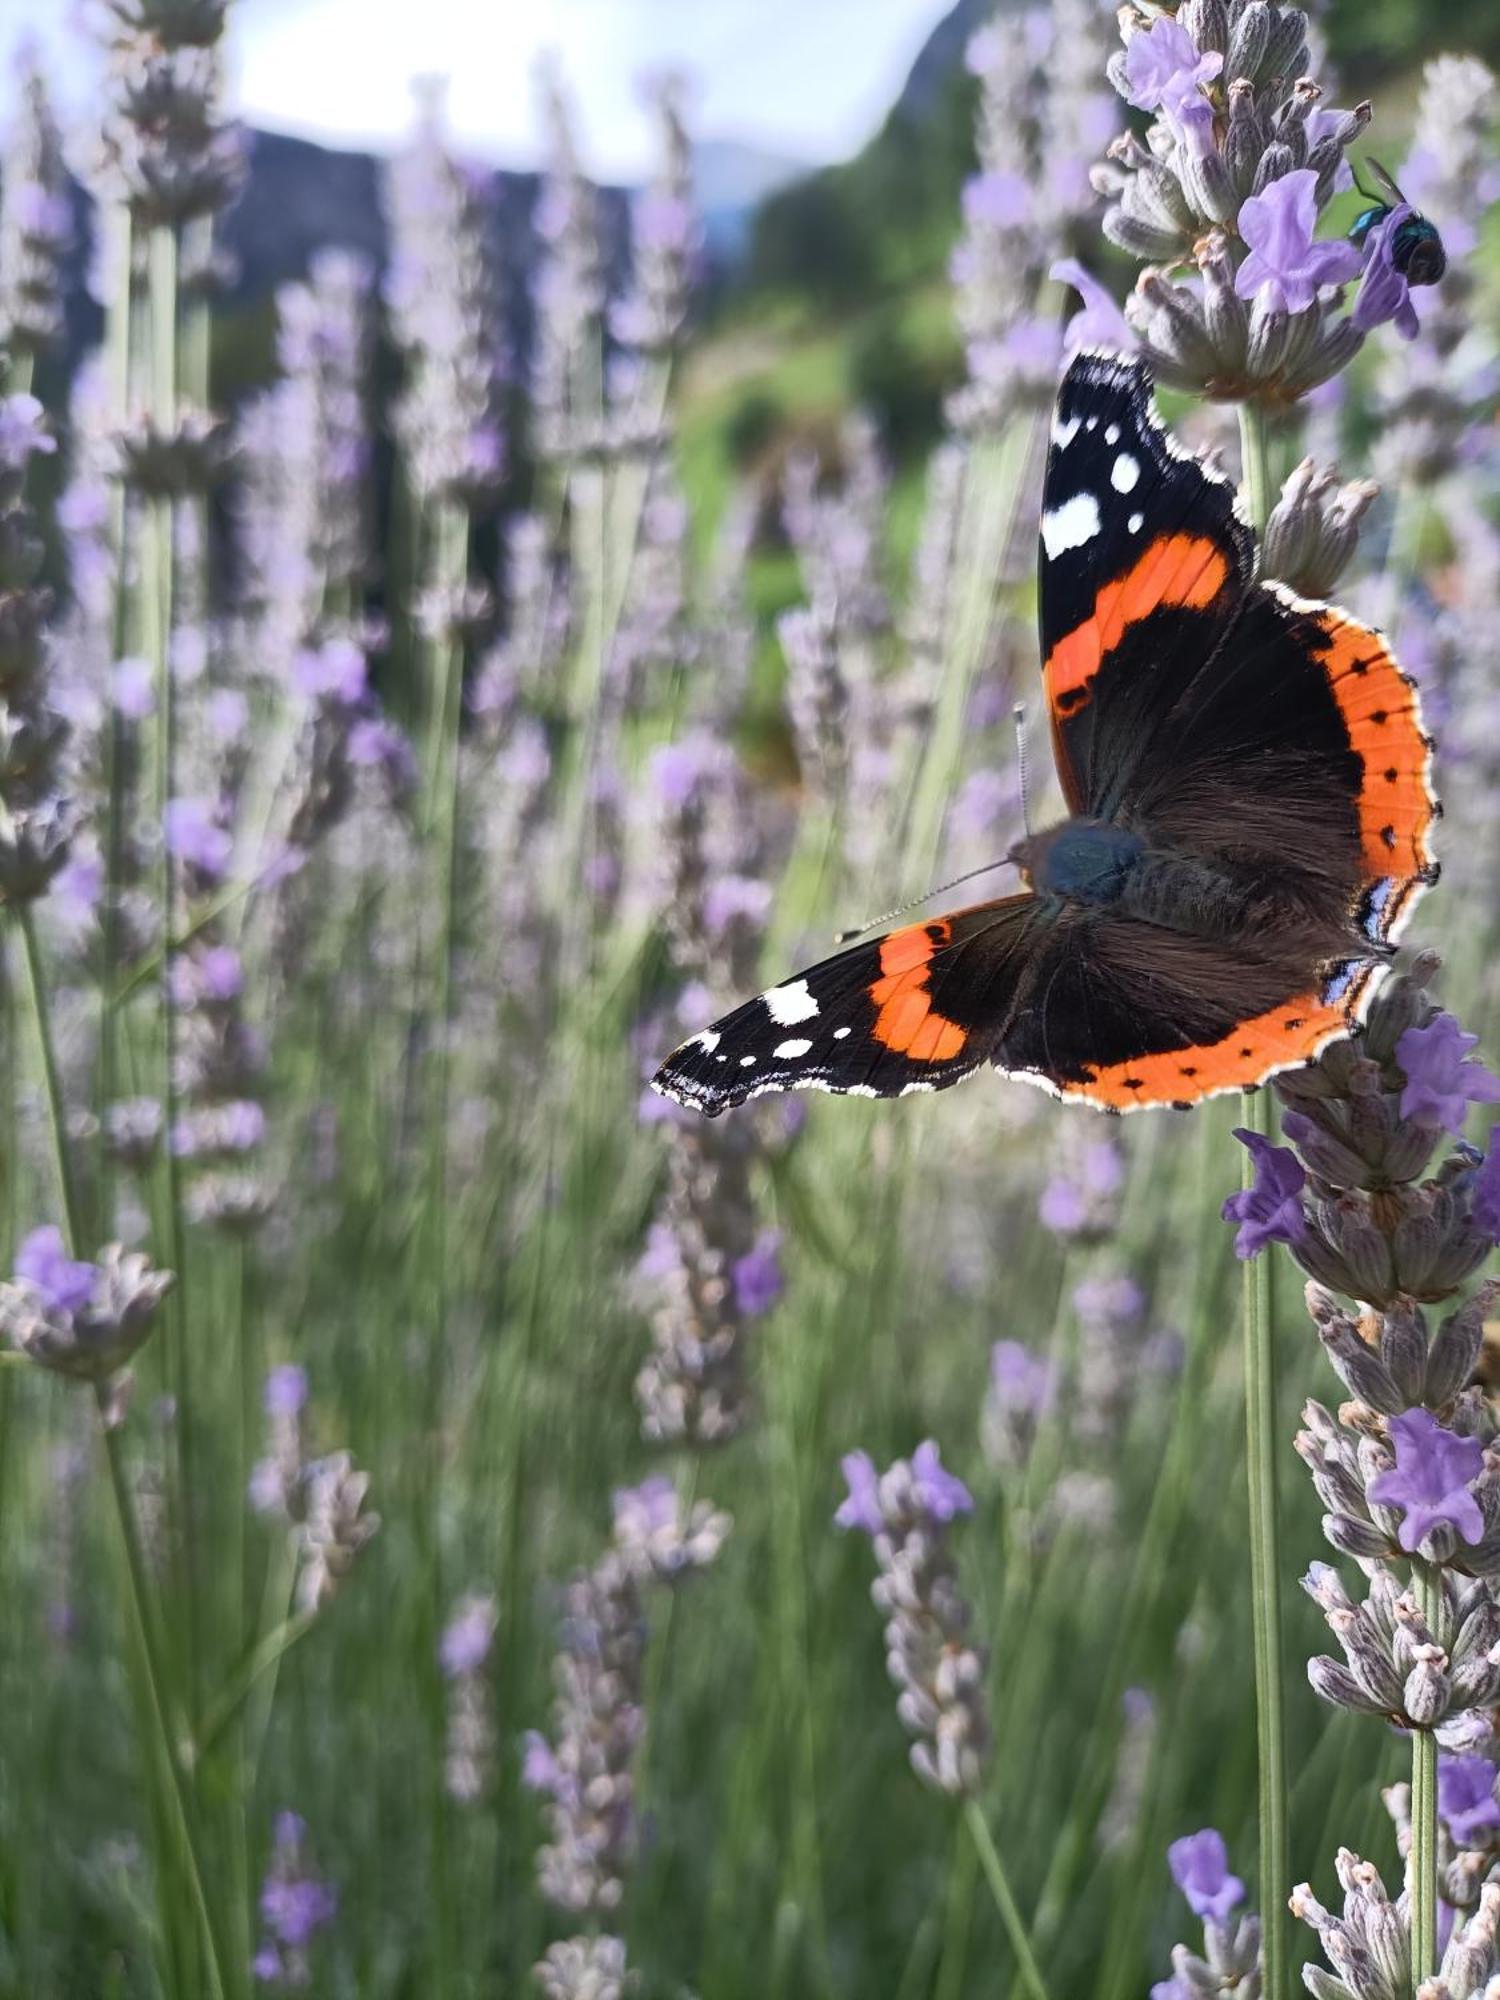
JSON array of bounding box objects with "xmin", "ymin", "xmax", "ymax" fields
[{"xmin": 652, "ymin": 898, "xmax": 1040, "ymax": 1114}]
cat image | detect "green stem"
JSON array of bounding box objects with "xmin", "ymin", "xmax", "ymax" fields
[
  {"xmin": 1237, "ymin": 397, "xmax": 1291, "ymax": 2000},
  {"xmin": 963, "ymin": 1800, "xmax": 1050, "ymax": 2000},
  {"xmin": 1410, "ymin": 1562, "xmax": 1442, "ymax": 1989},
  {"xmin": 12, "ymin": 908, "xmax": 230, "ymax": 1997},
  {"xmin": 17, "ymin": 907, "xmax": 81, "ymax": 1237}
]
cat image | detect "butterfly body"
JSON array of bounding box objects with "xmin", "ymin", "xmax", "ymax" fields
[{"xmin": 652, "ymin": 354, "xmax": 1438, "ymax": 1120}]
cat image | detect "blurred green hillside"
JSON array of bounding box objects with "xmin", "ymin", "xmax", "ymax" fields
[{"xmin": 677, "ymin": 0, "xmax": 1500, "ymax": 542}]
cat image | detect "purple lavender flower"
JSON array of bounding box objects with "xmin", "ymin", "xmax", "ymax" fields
[
  {"xmin": 989, "ymin": 1340, "xmax": 1058, "ymax": 1420},
  {"xmin": 163, "ymin": 798, "xmax": 232, "ymax": 885},
  {"xmin": 1051, "ymin": 258, "xmax": 1137, "ymax": 357},
  {"xmin": 1234, "ymin": 171, "xmax": 1363, "ymax": 316},
  {"xmin": 0, "ymin": 393, "xmax": 55, "ymax": 472},
  {"xmin": 15, "ymin": 1227, "xmax": 95, "ymax": 1315},
  {"xmin": 1397, "ymin": 1013, "xmax": 1500, "ymax": 1134},
  {"xmin": 291, "ymin": 638, "xmax": 367, "ymax": 708},
  {"xmin": 1353, "ymin": 205, "xmax": 1422, "ymax": 341},
  {"xmin": 253, "ymin": 1811, "xmax": 336, "ymax": 1984},
  {"xmin": 1438, "ymin": 1754, "xmax": 1500, "ymax": 1845},
  {"xmin": 1167, "ymin": 1827, "xmax": 1245, "ymax": 1923},
  {"xmin": 265, "ymin": 1364, "xmax": 308, "ymax": 1418},
  {"xmin": 1368, "ymin": 1408, "xmax": 1485, "ymax": 1552},
  {"xmin": 1472, "ymin": 1129, "xmax": 1500, "ymax": 1242},
  {"xmin": 1222, "ymin": 1129, "xmax": 1307, "ymax": 1259},
  {"xmin": 1121, "ymin": 18, "xmax": 1221, "ymax": 135},
  {"xmin": 1120, "ymin": 18, "xmax": 1219, "ymax": 108},
  {"xmin": 521, "ymin": 1729, "xmax": 565, "ymax": 1797},
  {"xmin": 1151, "ymin": 1981, "xmax": 1193, "ymax": 2000},
  {"xmin": 611, "ymin": 1475, "xmax": 677, "ymax": 1545},
  {"xmin": 834, "ymin": 1450, "xmax": 883, "ymax": 1536},
  {"xmin": 731, "ymin": 1232, "xmax": 783, "ymax": 1318},
  {"xmin": 963, "ymin": 170, "xmax": 1031, "ymax": 229},
  {"xmin": 439, "ymin": 1593, "xmax": 497, "ymax": 1678},
  {"xmin": 910, "ymin": 1441, "xmax": 973, "ymax": 1522},
  {"xmin": 111, "ymin": 656, "xmax": 155, "ymax": 720}
]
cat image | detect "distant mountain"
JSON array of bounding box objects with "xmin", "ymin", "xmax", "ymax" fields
[
  {"xmin": 694, "ymin": 138, "xmax": 808, "ymax": 259},
  {"xmin": 890, "ymin": 0, "xmax": 995, "ymax": 125}
]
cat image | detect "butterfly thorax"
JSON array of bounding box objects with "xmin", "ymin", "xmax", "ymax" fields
[
  {"xmin": 1017, "ymin": 819, "xmax": 1268, "ymax": 941},
  {"xmin": 1014, "ymin": 819, "xmax": 1145, "ymax": 906}
]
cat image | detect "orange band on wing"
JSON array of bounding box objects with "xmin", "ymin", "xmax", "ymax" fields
[
  {"xmin": 1307, "ymin": 603, "xmax": 1435, "ymax": 892},
  {"xmin": 869, "ymin": 920, "xmax": 968, "ymax": 1062},
  {"xmin": 1044, "ymin": 967, "xmax": 1381, "ymax": 1111},
  {"xmin": 1046, "ymin": 533, "xmax": 1233, "ymax": 718}
]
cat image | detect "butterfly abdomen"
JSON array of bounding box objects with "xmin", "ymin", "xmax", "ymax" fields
[{"xmin": 1118, "ymin": 850, "xmax": 1261, "ymax": 940}]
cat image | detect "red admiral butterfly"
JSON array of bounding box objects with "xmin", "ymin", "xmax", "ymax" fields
[{"xmin": 652, "ymin": 354, "xmax": 1438, "ymax": 1117}]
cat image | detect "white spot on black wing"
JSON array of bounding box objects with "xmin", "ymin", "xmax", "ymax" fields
[
  {"xmin": 763, "ymin": 979, "xmax": 819, "ymax": 1026},
  {"xmin": 1041, "ymin": 493, "xmax": 1101, "ymax": 558},
  {"xmin": 1110, "ymin": 453, "xmax": 1140, "ymax": 494},
  {"xmin": 773, "ymin": 1038, "xmax": 813, "ymax": 1059}
]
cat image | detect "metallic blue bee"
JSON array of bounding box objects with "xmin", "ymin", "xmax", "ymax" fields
[{"xmin": 1349, "ymin": 157, "xmax": 1447, "ymax": 286}]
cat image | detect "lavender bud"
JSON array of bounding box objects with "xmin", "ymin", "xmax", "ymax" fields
[
  {"xmin": 1403, "ymin": 1646, "xmax": 1451, "ymax": 1726},
  {"xmin": 1261, "ymin": 459, "xmax": 1380, "ymax": 597},
  {"xmin": 1427, "ymin": 1290, "xmax": 1497, "ymax": 1408}
]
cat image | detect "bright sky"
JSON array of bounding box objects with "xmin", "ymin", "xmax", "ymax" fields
[{"xmin": 5, "ymin": 0, "xmax": 951, "ymax": 178}]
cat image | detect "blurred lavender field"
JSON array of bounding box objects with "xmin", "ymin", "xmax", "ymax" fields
[{"xmin": 3, "ymin": 2, "xmax": 1500, "ymax": 1996}]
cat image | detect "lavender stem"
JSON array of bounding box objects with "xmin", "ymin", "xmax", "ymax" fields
[
  {"xmin": 1411, "ymin": 1558, "xmax": 1442, "ymax": 1987},
  {"xmin": 963, "ymin": 1799, "xmax": 1051, "ymax": 2000},
  {"xmin": 1237, "ymin": 395, "xmax": 1291, "ymax": 2000}
]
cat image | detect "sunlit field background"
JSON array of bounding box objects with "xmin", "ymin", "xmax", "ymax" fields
[{"xmin": 2, "ymin": 0, "xmax": 1500, "ymax": 1994}]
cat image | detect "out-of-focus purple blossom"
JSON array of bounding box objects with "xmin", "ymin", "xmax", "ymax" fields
[
  {"xmin": 49, "ymin": 851, "xmax": 104, "ymax": 932},
  {"xmin": 1439, "ymin": 1754, "xmax": 1500, "ymax": 1845},
  {"xmin": 1167, "ymin": 1827, "xmax": 1245, "ymax": 1924},
  {"xmin": 609, "ymin": 73, "xmax": 699, "ymax": 360},
  {"xmin": 989, "ymin": 1340, "xmax": 1058, "ymax": 1422},
  {"xmin": 15, "ymin": 1226, "xmax": 95, "ymax": 1316},
  {"xmin": 834, "ymin": 1450, "xmax": 883, "ymax": 1537},
  {"xmin": 963, "ymin": 170, "xmax": 1031, "ymax": 229},
  {"xmin": 1234, "ymin": 171, "xmax": 1363, "ymax": 316},
  {"xmin": 0, "ymin": 393, "xmax": 55, "ymax": 471},
  {"xmin": 266, "ymin": 1364, "xmax": 308, "ymax": 1419},
  {"xmin": 1222, "ymin": 1129, "xmax": 1307, "ymax": 1259},
  {"xmin": 1397, "ymin": 1013, "xmax": 1500, "ymax": 1134},
  {"xmin": 0, "ymin": 50, "xmax": 70, "ymax": 358},
  {"xmin": 207, "ymin": 687, "xmax": 249, "ymax": 742},
  {"xmin": 254, "ymin": 1811, "xmax": 337, "ymax": 1986},
  {"xmin": 1367, "ymin": 1408, "xmax": 1485, "ymax": 1552},
  {"xmin": 522, "ymin": 1729, "xmax": 566, "ymax": 1798},
  {"xmin": 384, "ymin": 86, "xmax": 505, "ymax": 506},
  {"xmin": 731, "ymin": 1231, "xmax": 783, "ymax": 1319},
  {"xmin": 1051, "ymin": 258, "xmax": 1137, "ymax": 357},
  {"xmin": 291, "ymin": 638, "xmax": 367, "ymax": 708},
  {"xmin": 910, "ymin": 1441, "xmax": 973, "ymax": 1522},
  {"xmin": 440, "ymin": 1592, "xmax": 498, "ymax": 1678},
  {"xmin": 111, "ymin": 656, "xmax": 156, "ymax": 720},
  {"xmin": 164, "ymin": 797, "xmax": 232, "ymax": 885}
]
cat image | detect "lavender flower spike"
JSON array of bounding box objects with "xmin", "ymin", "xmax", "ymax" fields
[
  {"xmin": 836, "ymin": 1442, "xmax": 987, "ymax": 1795},
  {"xmin": 1366, "ymin": 1409, "xmax": 1485, "ymax": 1554}
]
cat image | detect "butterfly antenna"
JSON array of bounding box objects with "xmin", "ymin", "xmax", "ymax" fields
[
  {"xmin": 1014, "ymin": 701, "xmax": 1034, "ymax": 838},
  {"xmin": 832, "ymin": 855, "xmax": 1017, "ymax": 944}
]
